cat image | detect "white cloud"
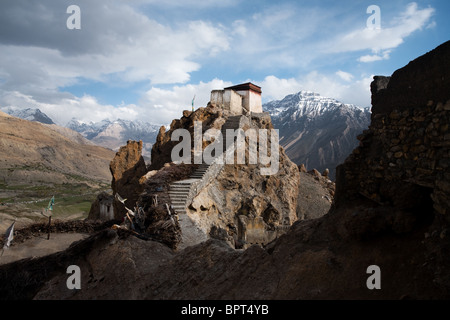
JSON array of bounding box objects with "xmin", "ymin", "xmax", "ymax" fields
[
  {"xmin": 426, "ymin": 21, "xmax": 437, "ymax": 29},
  {"xmin": 0, "ymin": 90, "xmax": 141, "ymax": 126},
  {"xmin": 0, "ymin": 1, "xmax": 439, "ymax": 128},
  {"xmin": 139, "ymin": 78, "xmax": 234, "ymax": 125},
  {"xmin": 257, "ymin": 76, "xmax": 302, "ymax": 101},
  {"xmin": 259, "ymin": 73, "xmax": 373, "ymax": 108},
  {"xmin": 358, "ymin": 50, "xmax": 391, "ymax": 63},
  {"xmin": 329, "ymin": 2, "xmax": 434, "ymax": 58},
  {"xmin": 0, "ymin": 2, "xmax": 230, "ymax": 92},
  {"xmin": 336, "ymin": 70, "xmax": 354, "ymax": 82},
  {"xmin": 231, "ymin": 20, "xmax": 247, "ymax": 37}
]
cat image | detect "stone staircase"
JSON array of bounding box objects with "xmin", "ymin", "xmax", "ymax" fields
[
  {"xmin": 168, "ymin": 164, "xmax": 209, "ymax": 214},
  {"xmin": 168, "ymin": 115, "xmax": 242, "ymax": 248}
]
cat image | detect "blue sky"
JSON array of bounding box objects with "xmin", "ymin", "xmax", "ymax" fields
[{"xmin": 0, "ymin": 0, "xmax": 448, "ymax": 125}]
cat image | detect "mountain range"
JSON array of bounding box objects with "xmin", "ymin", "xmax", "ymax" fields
[
  {"xmin": 66, "ymin": 118, "xmax": 160, "ymax": 159},
  {"xmin": 264, "ymin": 91, "xmax": 371, "ymax": 179},
  {"xmin": 1, "ymin": 107, "xmax": 55, "ymax": 125},
  {"xmin": 2, "ymin": 91, "xmax": 370, "ymax": 178}
]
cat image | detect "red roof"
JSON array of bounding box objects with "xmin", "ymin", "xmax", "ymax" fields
[{"xmin": 224, "ymin": 82, "xmax": 262, "ymax": 94}]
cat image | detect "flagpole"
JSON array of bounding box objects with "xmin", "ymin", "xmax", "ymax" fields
[
  {"xmin": 46, "ymin": 196, "xmax": 54, "ymax": 240},
  {"xmin": 47, "ymin": 214, "xmax": 52, "ymax": 240}
]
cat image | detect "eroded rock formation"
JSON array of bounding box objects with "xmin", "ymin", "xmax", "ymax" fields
[
  {"xmin": 187, "ymin": 113, "xmax": 300, "ymax": 248},
  {"xmin": 110, "ymin": 140, "xmax": 148, "ymax": 219},
  {"xmin": 148, "ymin": 106, "xmax": 224, "ymax": 171}
]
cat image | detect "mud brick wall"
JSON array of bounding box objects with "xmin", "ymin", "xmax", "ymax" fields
[{"xmin": 335, "ymin": 41, "xmax": 450, "ymax": 222}]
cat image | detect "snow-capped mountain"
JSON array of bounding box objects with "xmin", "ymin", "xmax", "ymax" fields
[
  {"xmin": 2, "ymin": 106, "xmax": 161, "ymax": 160},
  {"xmin": 67, "ymin": 118, "xmax": 160, "ymax": 159},
  {"xmin": 264, "ymin": 91, "xmax": 371, "ymax": 180},
  {"xmin": 1, "ymin": 107, "xmax": 55, "ymax": 124}
]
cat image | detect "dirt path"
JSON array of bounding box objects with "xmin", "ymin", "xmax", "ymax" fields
[{"xmin": 0, "ymin": 233, "xmax": 89, "ymax": 265}]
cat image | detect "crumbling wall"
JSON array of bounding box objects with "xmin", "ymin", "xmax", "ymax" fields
[
  {"xmin": 87, "ymin": 192, "xmax": 114, "ymax": 221},
  {"xmin": 335, "ymin": 40, "xmax": 450, "ymax": 225}
]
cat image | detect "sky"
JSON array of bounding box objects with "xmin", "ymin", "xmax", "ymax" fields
[{"xmin": 0, "ymin": 0, "xmax": 448, "ymax": 126}]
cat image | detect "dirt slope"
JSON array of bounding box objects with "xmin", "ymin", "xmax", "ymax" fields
[{"xmin": 0, "ymin": 111, "xmax": 115, "ymax": 185}]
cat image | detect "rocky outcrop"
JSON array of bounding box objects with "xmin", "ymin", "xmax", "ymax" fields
[
  {"xmin": 186, "ymin": 113, "xmax": 299, "ymax": 248},
  {"xmin": 150, "ymin": 108, "xmax": 300, "ymax": 249},
  {"xmin": 297, "ymin": 168, "xmax": 335, "ymax": 220},
  {"xmin": 148, "ymin": 106, "xmax": 224, "ymax": 171},
  {"xmin": 335, "ymin": 40, "xmax": 450, "ymax": 223},
  {"xmin": 110, "ymin": 140, "xmax": 148, "ymax": 220}
]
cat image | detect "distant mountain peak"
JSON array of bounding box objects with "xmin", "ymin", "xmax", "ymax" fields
[
  {"xmin": 264, "ymin": 90, "xmax": 371, "ymax": 179},
  {"xmin": 1, "ymin": 107, "xmax": 55, "ymax": 125},
  {"xmin": 67, "ymin": 117, "xmax": 160, "ymax": 158}
]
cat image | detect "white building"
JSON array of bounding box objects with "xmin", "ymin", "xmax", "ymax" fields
[{"xmin": 210, "ymin": 82, "xmax": 262, "ymax": 115}]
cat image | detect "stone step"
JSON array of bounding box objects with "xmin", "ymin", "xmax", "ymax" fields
[
  {"xmin": 172, "ymin": 203, "xmax": 186, "ymax": 207},
  {"xmin": 169, "ymin": 192, "xmax": 189, "ymax": 196},
  {"xmin": 170, "ymin": 196, "xmax": 187, "ymax": 200},
  {"xmin": 170, "ymin": 193, "xmax": 188, "ymax": 197},
  {"xmin": 171, "ymin": 182, "xmax": 192, "ymax": 186},
  {"xmin": 169, "ymin": 194, "xmax": 189, "ymax": 198},
  {"xmin": 170, "ymin": 184, "xmax": 192, "ymax": 188},
  {"xmin": 169, "ymin": 188, "xmax": 190, "ymax": 192},
  {"xmin": 169, "ymin": 191, "xmax": 188, "ymax": 195},
  {"xmin": 169, "ymin": 192, "xmax": 190, "ymax": 196}
]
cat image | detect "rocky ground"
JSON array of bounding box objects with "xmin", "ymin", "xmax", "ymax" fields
[{"xmin": 297, "ymin": 166, "xmax": 335, "ymax": 220}]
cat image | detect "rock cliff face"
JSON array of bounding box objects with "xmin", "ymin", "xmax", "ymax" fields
[
  {"xmin": 147, "ymin": 106, "xmax": 300, "ymax": 249},
  {"xmin": 148, "ymin": 107, "xmax": 224, "ymax": 171},
  {"xmin": 109, "ymin": 140, "xmax": 148, "ymax": 220},
  {"xmin": 186, "ymin": 113, "xmax": 300, "ymax": 248}
]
